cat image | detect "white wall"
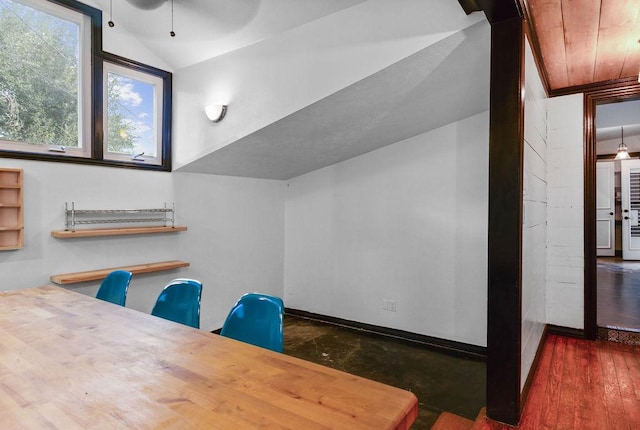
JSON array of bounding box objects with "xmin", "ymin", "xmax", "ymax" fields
[
  {"xmin": 0, "ymin": 3, "xmax": 284, "ymax": 333},
  {"xmin": 0, "ymin": 159, "xmax": 177, "ymax": 305},
  {"xmin": 2, "ymin": 0, "xmax": 492, "ymax": 341},
  {"xmin": 173, "ymin": 172, "xmax": 285, "ymax": 330},
  {"xmin": 521, "ymin": 37, "xmax": 548, "ymax": 389},
  {"xmin": 546, "ymin": 94, "xmax": 584, "ymax": 328},
  {"xmin": 0, "ymin": 159, "xmax": 285, "ymax": 332},
  {"xmin": 284, "ymin": 111, "xmax": 489, "ymax": 346}
]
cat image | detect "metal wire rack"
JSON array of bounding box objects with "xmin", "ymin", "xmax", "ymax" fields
[{"xmin": 64, "ymin": 202, "xmax": 176, "ymax": 231}]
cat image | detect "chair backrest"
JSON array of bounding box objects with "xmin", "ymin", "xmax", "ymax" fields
[
  {"xmin": 220, "ymin": 293, "xmax": 284, "ymax": 352},
  {"xmin": 151, "ymin": 279, "xmax": 202, "ymax": 329},
  {"xmin": 95, "ymin": 270, "xmax": 132, "ymax": 306}
]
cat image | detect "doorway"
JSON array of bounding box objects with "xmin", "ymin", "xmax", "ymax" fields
[{"xmin": 587, "ymin": 89, "xmax": 640, "ymax": 337}]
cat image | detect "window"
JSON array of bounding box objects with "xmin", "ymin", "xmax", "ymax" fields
[
  {"xmin": 0, "ymin": 0, "xmax": 91, "ymax": 156},
  {"xmin": 0, "ymin": 0, "xmax": 172, "ymax": 171},
  {"xmin": 103, "ymin": 57, "xmax": 170, "ymax": 167}
]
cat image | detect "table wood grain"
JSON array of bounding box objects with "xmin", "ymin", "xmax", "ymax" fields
[{"xmin": 0, "ymin": 286, "xmax": 417, "ymax": 429}]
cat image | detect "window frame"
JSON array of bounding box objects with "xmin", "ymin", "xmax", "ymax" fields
[
  {"xmin": 0, "ymin": 0, "xmax": 172, "ymax": 172},
  {"xmin": 99, "ymin": 52, "xmax": 172, "ymax": 169}
]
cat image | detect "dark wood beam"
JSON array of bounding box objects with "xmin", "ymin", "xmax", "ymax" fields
[
  {"xmin": 487, "ymin": 16, "xmax": 525, "ymax": 426},
  {"xmin": 479, "ymin": 0, "xmax": 522, "ymax": 23},
  {"xmin": 457, "ymin": 0, "xmax": 482, "ymax": 15},
  {"xmin": 457, "ymin": 0, "xmax": 522, "ymax": 23}
]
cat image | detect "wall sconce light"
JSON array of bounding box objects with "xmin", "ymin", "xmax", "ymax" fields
[{"xmin": 205, "ymin": 104, "xmax": 228, "ymax": 123}]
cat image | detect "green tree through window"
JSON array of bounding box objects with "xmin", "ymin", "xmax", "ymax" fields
[
  {"xmin": 0, "ymin": 0, "xmax": 172, "ymax": 171},
  {"xmin": 0, "ymin": 0, "xmax": 80, "ymax": 147}
]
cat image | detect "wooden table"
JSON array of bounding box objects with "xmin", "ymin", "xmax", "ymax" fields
[{"xmin": 0, "ymin": 286, "xmax": 417, "ymax": 429}]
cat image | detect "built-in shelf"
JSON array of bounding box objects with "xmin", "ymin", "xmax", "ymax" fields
[
  {"xmin": 0, "ymin": 168, "xmax": 23, "ymax": 251},
  {"xmin": 50, "ymin": 203, "xmax": 190, "ymax": 283},
  {"xmin": 50, "ymin": 260, "xmax": 191, "ymax": 285},
  {"xmin": 51, "ymin": 225, "xmax": 187, "ymax": 238}
]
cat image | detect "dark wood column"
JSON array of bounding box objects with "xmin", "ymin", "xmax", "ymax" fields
[
  {"xmin": 486, "ymin": 16, "xmax": 525, "ymax": 426},
  {"xmin": 459, "ymin": 0, "xmax": 526, "ymax": 424}
]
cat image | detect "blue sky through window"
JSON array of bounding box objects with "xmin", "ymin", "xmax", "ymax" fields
[{"xmin": 108, "ymin": 73, "xmax": 156, "ymax": 157}]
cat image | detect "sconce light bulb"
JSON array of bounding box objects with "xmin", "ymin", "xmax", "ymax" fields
[{"xmin": 205, "ymin": 104, "xmax": 228, "ymax": 123}]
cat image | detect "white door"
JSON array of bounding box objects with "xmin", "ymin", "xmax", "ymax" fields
[
  {"xmin": 596, "ymin": 161, "xmax": 615, "ymax": 256},
  {"xmin": 621, "ymin": 159, "xmax": 640, "ymax": 260}
]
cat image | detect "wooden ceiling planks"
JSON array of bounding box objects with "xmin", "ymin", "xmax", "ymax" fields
[
  {"xmin": 562, "ymin": 0, "xmax": 601, "ymax": 87},
  {"xmin": 525, "ymin": 0, "xmax": 640, "ymax": 92},
  {"xmin": 526, "ymin": 0, "xmax": 568, "ymax": 89},
  {"xmin": 595, "ymin": 0, "xmax": 640, "ymax": 82},
  {"xmin": 617, "ymin": 1, "xmax": 640, "ymax": 78}
]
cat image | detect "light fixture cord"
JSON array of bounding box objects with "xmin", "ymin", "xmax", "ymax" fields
[
  {"xmin": 108, "ymin": 0, "xmax": 114, "ymax": 27},
  {"xmin": 170, "ymin": 0, "xmax": 175, "ymax": 37}
]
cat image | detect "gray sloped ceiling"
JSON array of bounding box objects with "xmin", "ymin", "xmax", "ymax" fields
[{"xmin": 177, "ymin": 20, "xmax": 490, "ymax": 180}]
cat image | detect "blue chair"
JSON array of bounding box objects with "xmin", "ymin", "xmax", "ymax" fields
[
  {"xmin": 151, "ymin": 279, "xmax": 202, "ymax": 328},
  {"xmin": 95, "ymin": 270, "xmax": 132, "ymax": 306},
  {"xmin": 239, "ymin": 293, "xmax": 284, "ymax": 311},
  {"xmin": 220, "ymin": 293, "xmax": 284, "ymax": 352}
]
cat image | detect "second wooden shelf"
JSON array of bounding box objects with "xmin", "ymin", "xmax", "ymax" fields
[
  {"xmin": 51, "ymin": 225, "xmax": 187, "ymax": 238},
  {"xmin": 50, "ymin": 260, "xmax": 191, "ymax": 285}
]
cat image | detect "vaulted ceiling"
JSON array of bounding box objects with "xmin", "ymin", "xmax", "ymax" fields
[
  {"xmin": 523, "ymin": 0, "xmax": 640, "ymax": 93},
  {"xmin": 180, "ymin": 20, "xmax": 490, "ymax": 179},
  {"xmin": 95, "ymin": 0, "xmax": 640, "ymax": 178},
  {"xmin": 91, "ymin": 0, "xmax": 488, "ymax": 179},
  {"xmin": 92, "ymin": 0, "xmax": 366, "ymax": 70}
]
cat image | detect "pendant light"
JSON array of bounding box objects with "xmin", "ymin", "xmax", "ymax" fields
[{"xmin": 615, "ymin": 126, "xmax": 631, "ymax": 160}]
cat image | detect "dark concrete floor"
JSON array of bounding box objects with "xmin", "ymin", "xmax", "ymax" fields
[{"xmin": 282, "ymin": 315, "xmax": 486, "ymax": 430}]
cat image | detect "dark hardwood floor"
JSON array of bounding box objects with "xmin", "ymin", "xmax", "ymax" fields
[{"xmin": 597, "ymin": 257, "xmax": 640, "ymax": 331}]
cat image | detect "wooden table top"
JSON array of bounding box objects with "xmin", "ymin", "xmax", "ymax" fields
[{"xmin": 0, "ymin": 286, "xmax": 417, "ymax": 429}]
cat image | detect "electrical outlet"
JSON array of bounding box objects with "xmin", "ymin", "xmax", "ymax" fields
[{"xmin": 383, "ymin": 299, "xmax": 396, "ymax": 312}]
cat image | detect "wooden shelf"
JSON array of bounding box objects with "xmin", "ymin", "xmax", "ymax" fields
[
  {"xmin": 0, "ymin": 168, "xmax": 23, "ymax": 250},
  {"xmin": 0, "ymin": 244, "xmax": 22, "ymax": 251},
  {"xmin": 50, "ymin": 260, "xmax": 191, "ymax": 285},
  {"xmin": 51, "ymin": 225, "xmax": 187, "ymax": 238}
]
